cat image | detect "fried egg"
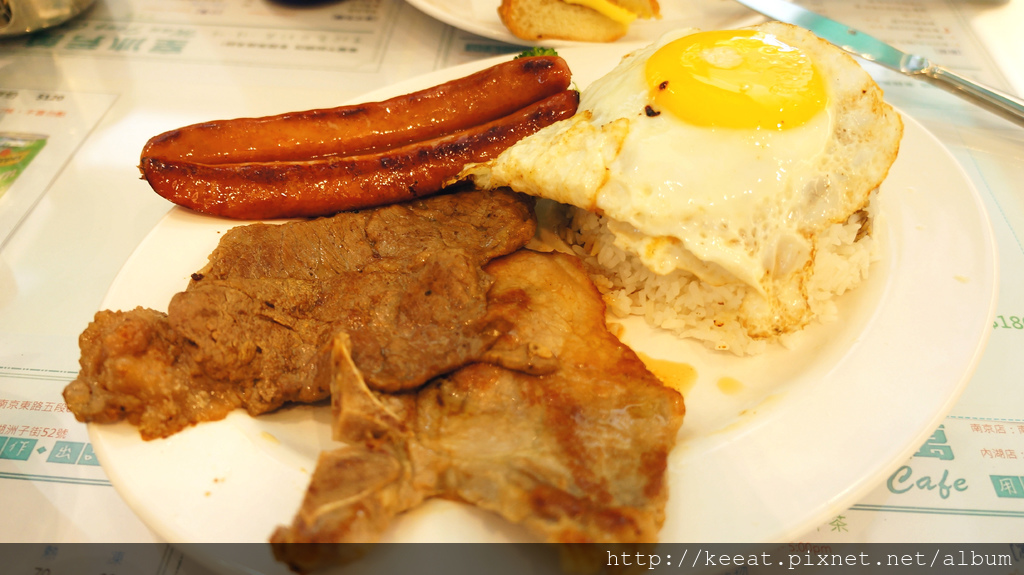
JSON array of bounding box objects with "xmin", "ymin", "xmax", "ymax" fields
[{"xmin": 461, "ymin": 22, "xmax": 903, "ymax": 340}]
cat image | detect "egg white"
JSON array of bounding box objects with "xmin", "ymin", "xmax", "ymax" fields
[{"xmin": 461, "ymin": 22, "xmax": 903, "ymax": 341}]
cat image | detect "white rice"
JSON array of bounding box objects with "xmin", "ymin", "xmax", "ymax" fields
[{"xmin": 544, "ymin": 194, "xmax": 881, "ymax": 355}]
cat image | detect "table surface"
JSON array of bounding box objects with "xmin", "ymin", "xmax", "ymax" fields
[{"xmin": 1, "ymin": 0, "xmax": 1023, "ymax": 569}]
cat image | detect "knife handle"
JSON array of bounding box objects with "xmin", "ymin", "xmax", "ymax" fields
[{"xmin": 923, "ymin": 65, "xmax": 1024, "ymax": 128}]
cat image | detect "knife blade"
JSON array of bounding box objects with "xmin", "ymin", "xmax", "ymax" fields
[{"xmin": 732, "ymin": 0, "xmax": 1024, "ymax": 128}]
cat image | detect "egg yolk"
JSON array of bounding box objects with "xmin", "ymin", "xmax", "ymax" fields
[{"xmin": 645, "ymin": 30, "xmax": 827, "ymax": 130}]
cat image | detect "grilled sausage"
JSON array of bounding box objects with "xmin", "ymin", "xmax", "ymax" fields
[
  {"xmin": 141, "ymin": 89, "xmax": 579, "ymax": 220},
  {"xmin": 141, "ymin": 56, "xmax": 573, "ymax": 165}
]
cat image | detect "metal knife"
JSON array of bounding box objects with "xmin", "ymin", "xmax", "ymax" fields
[{"xmin": 732, "ymin": 0, "xmax": 1024, "ymax": 128}]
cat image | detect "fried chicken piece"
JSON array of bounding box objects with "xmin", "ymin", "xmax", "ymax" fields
[{"xmin": 271, "ymin": 251, "xmax": 685, "ymax": 571}]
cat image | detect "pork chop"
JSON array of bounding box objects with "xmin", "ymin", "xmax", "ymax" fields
[{"xmin": 271, "ymin": 251, "xmax": 685, "ymax": 570}]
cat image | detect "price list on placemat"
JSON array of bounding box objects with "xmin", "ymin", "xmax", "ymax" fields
[{"xmin": 0, "ymin": 0, "xmax": 402, "ymax": 70}]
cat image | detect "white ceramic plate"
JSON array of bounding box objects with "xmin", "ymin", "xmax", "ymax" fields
[
  {"xmin": 405, "ymin": 0, "xmax": 764, "ymax": 47},
  {"xmin": 89, "ymin": 46, "xmax": 997, "ymax": 569}
]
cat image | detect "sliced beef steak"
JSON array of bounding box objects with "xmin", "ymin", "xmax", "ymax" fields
[
  {"xmin": 193, "ymin": 183, "xmax": 535, "ymax": 282},
  {"xmin": 64, "ymin": 189, "xmax": 536, "ymax": 439}
]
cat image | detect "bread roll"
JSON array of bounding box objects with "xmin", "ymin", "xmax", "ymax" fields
[{"xmin": 498, "ymin": 0, "xmax": 660, "ymax": 43}]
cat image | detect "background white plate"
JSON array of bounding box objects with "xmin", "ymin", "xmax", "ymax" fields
[
  {"xmin": 405, "ymin": 0, "xmax": 764, "ymax": 47},
  {"xmin": 88, "ymin": 45, "xmax": 997, "ymax": 570}
]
